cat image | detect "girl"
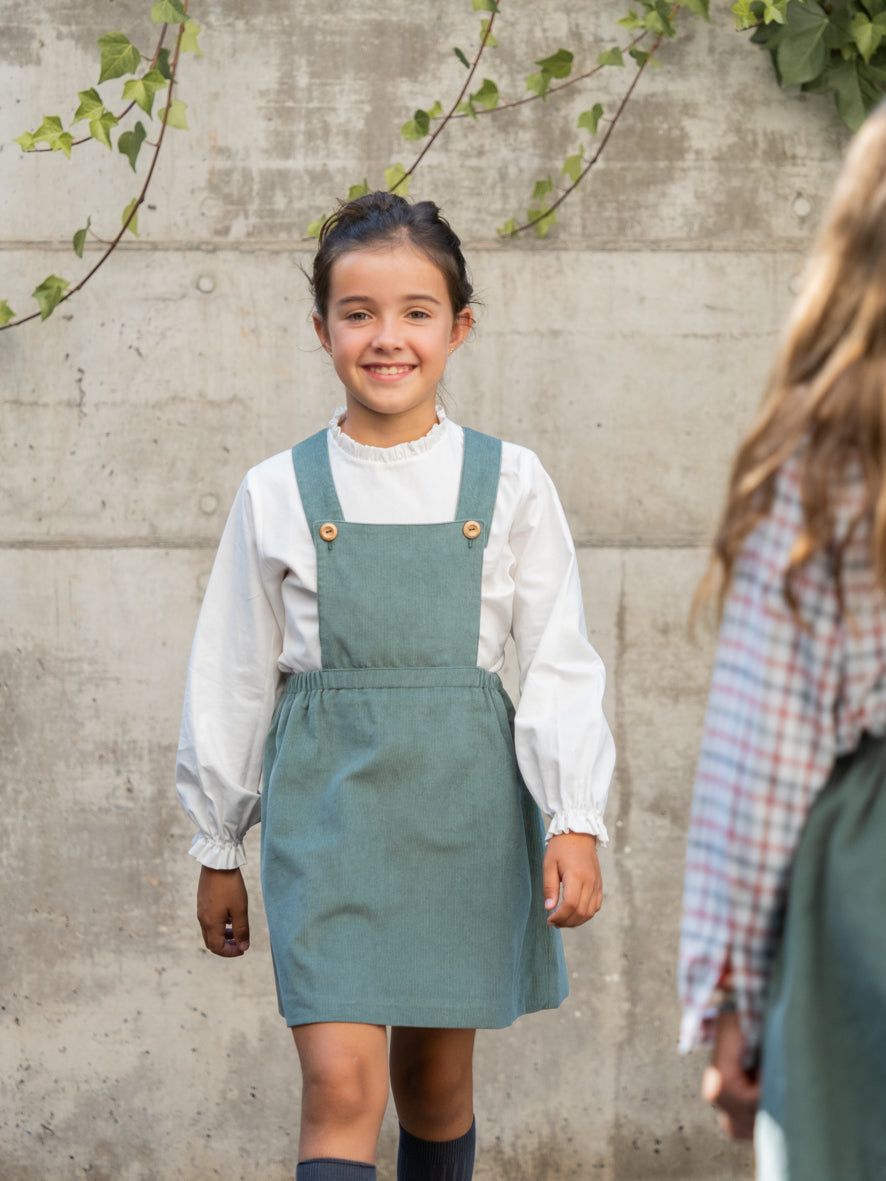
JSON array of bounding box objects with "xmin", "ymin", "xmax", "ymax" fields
[
  {"xmin": 678, "ymin": 105, "xmax": 886, "ymax": 1180},
  {"xmin": 176, "ymin": 191, "xmax": 615, "ymax": 1181}
]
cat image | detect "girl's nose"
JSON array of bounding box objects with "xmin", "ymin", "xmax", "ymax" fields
[{"xmin": 371, "ymin": 318, "xmax": 403, "ymax": 351}]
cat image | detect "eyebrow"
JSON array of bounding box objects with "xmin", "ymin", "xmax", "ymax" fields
[{"xmin": 335, "ymin": 293, "xmax": 443, "ymax": 307}]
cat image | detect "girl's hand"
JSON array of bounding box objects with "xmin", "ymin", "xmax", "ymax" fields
[
  {"xmin": 700, "ymin": 1010, "xmax": 759, "ymax": 1140},
  {"xmin": 196, "ymin": 866, "xmax": 250, "ymax": 957},
  {"xmin": 542, "ymin": 832, "xmax": 602, "ymax": 927}
]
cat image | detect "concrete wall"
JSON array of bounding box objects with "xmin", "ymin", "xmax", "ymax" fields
[{"xmin": 1, "ymin": 2, "xmax": 849, "ymax": 1178}]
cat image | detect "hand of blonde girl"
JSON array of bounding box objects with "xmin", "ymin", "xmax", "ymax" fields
[
  {"xmin": 197, "ymin": 865, "xmax": 251, "ymax": 957},
  {"xmin": 542, "ymin": 833, "xmax": 602, "ymax": 927}
]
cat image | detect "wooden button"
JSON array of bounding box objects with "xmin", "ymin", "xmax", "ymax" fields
[
  {"xmin": 319, "ymin": 522, "xmax": 338, "ymax": 542},
  {"xmin": 462, "ymin": 520, "xmax": 482, "ymax": 540}
]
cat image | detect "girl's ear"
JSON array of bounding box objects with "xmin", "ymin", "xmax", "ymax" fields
[
  {"xmin": 449, "ymin": 307, "xmax": 474, "ymax": 354},
  {"xmin": 313, "ymin": 311, "xmax": 332, "ymax": 353}
]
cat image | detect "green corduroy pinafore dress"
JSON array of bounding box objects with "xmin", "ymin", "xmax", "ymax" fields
[
  {"xmin": 759, "ymin": 731, "xmax": 886, "ymax": 1180},
  {"xmin": 260, "ymin": 426, "xmax": 568, "ymax": 1029}
]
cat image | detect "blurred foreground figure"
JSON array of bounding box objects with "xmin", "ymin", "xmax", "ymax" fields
[{"xmin": 678, "ymin": 103, "xmax": 886, "ymax": 1181}]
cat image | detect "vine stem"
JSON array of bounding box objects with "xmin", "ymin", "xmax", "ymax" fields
[
  {"xmin": 511, "ymin": 7, "xmax": 679, "ymax": 236},
  {"xmin": 28, "ymin": 26, "xmax": 169, "ymax": 153},
  {"xmin": 389, "ymin": 3, "xmax": 500, "ymax": 192},
  {"xmin": 0, "ymin": 16, "xmax": 186, "ymax": 331},
  {"xmin": 445, "ymin": 29, "xmax": 652, "ymax": 120}
]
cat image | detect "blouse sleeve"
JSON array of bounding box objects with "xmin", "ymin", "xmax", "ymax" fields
[
  {"xmin": 678, "ymin": 460, "xmax": 859, "ymax": 1056},
  {"xmin": 508, "ymin": 452, "xmax": 615, "ymax": 844},
  {"xmin": 175, "ymin": 473, "xmax": 285, "ymax": 869}
]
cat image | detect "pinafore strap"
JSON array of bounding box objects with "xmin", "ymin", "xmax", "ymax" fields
[{"xmin": 292, "ymin": 425, "xmax": 502, "ymax": 541}]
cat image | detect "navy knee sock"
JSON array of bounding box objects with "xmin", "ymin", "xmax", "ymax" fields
[
  {"xmin": 397, "ymin": 1119, "xmax": 476, "ymax": 1180},
  {"xmin": 296, "ymin": 1159, "xmax": 376, "ymax": 1180}
]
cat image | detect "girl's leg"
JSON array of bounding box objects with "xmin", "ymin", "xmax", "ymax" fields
[
  {"xmin": 292, "ymin": 1022, "xmax": 389, "ymax": 1167},
  {"xmin": 390, "ymin": 1027, "xmax": 476, "ymax": 1180}
]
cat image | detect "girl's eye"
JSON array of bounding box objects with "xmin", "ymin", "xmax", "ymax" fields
[
  {"xmin": 408, "ymin": 310, "xmax": 430, "ymax": 320},
  {"xmin": 346, "ymin": 311, "xmax": 370, "ymax": 322}
]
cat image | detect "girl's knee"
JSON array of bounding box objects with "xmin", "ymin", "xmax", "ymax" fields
[
  {"xmin": 390, "ymin": 1032, "xmax": 474, "ymax": 1132},
  {"xmin": 301, "ymin": 1052, "xmax": 387, "ymax": 1125}
]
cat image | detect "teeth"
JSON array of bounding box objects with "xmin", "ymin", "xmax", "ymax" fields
[{"xmin": 369, "ymin": 365, "xmax": 412, "ymax": 375}]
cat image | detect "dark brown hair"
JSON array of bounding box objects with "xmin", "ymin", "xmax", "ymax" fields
[{"xmin": 311, "ymin": 191, "xmax": 474, "ymax": 322}]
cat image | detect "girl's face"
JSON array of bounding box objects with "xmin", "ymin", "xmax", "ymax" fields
[{"xmin": 313, "ymin": 242, "xmax": 472, "ymax": 446}]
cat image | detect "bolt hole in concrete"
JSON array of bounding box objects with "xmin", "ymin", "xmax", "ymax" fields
[
  {"xmin": 792, "ymin": 194, "xmax": 812, "ymax": 219},
  {"xmin": 197, "ymin": 274, "xmax": 216, "ymax": 294},
  {"xmin": 200, "ymin": 494, "xmax": 219, "ymax": 515}
]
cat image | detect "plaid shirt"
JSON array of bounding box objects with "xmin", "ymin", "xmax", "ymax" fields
[{"xmin": 679, "ymin": 451, "xmax": 886, "ymax": 1056}]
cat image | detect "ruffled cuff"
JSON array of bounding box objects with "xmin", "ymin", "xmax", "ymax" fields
[
  {"xmin": 188, "ymin": 831, "xmax": 247, "ymax": 870},
  {"xmin": 546, "ymin": 810, "xmax": 610, "ymax": 847}
]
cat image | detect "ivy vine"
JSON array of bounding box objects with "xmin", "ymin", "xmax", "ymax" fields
[
  {"xmin": 735, "ymin": 0, "xmax": 886, "ymax": 131},
  {"xmin": 307, "ymin": 0, "xmax": 886, "ymax": 241},
  {"xmin": 4, "ymin": 0, "xmax": 883, "ymax": 330},
  {"xmin": 0, "ymin": 0, "xmax": 200, "ymax": 331}
]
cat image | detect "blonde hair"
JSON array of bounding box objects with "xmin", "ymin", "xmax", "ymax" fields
[{"xmin": 697, "ymin": 102, "xmax": 886, "ymax": 620}]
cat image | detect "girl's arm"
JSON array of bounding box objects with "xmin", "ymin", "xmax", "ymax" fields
[
  {"xmin": 506, "ymin": 450, "xmax": 615, "ymax": 924},
  {"xmin": 176, "ymin": 473, "xmax": 285, "ymax": 870}
]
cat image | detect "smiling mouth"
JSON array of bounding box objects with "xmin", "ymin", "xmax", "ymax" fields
[{"xmin": 364, "ymin": 364, "xmax": 416, "ymax": 376}]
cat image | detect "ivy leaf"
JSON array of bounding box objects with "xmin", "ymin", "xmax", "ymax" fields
[
  {"xmin": 122, "ymin": 68, "xmax": 168, "ymax": 115},
  {"xmin": 776, "ymin": 1, "xmax": 829, "ymax": 87},
  {"xmin": 732, "ymin": 0, "xmax": 763, "ymax": 29},
  {"xmin": 850, "ymin": 11, "xmax": 886, "ymax": 62},
  {"xmin": 618, "ymin": 11, "xmax": 644, "ymax": 30},
  {"xmin": 763, "ymin": 1, "xmax": 788, "ymax": 24},
  {"xmin": 0, "ymin": 300, "xmax": 15, "ymax": 326},
  {"xmin": 347, "ymin": 180, "xmax": 369, "ymax": 200},
  {"xmin": 32, "ymin": 116, "xmax": 74, "ymax": 158},
  {"xmin": 32, "ymin": 274, "xmax": 69, "ymax": 321},
  {"xmin": 72, "ymin": 217, "xmax": 92, "ymax": 259},
  {"xmin": 471, "ymin": 0, "xmax": 499, "ymax": 10},
  {"xmin": 578, "ymin": 103, "xmax": 604, "ymax": 134},
  {"xmin": 156, "ymin": 47, "xmax": 173, "ymax": 79},
  {"xmin": 181, "ymin": 21, "xmax": 203, "ymax": 54},
  {"xmin": 401, "ymin": 109, "xmax": 431, "ymax": 140},
  {"xmin": 98, "ymin": 32, "xmax": 141, "ymax": 83},
  {"xmin": 472, "ymin": 77, "xmax": 499, "ymax": 109},
  {"xmin": 806, "ymin": 56, "xmax": 867, "ymax": 128},
  {"xmin": 14, "ymin": 131, "xmax": 36, "ymax": 151},
  {"xmin": 598, "ymin": 46, "xmax": 625, "ymax": 67},
  {"xmin": 306, "ymin": 215, "xmax": 327, "ymax": 239},
  {"xmin": 385, "ymin": 163, "xmax": 409, "ymax": 194},
  {"xmin": 532, "ymin": 177, "xmax": 553, "ymax": 200},
  {"xmin": 561, "ymin": 150, "xmax": 584, "ymax": 183},
  {"xmin": 497, "ymin": 219, "xmax": 518, "ymax": 237},
  {"xmin": 151, "ymin": 0, "xmax": 188, "ymax": 24},
  {"xmin": 122, "ymin": 198, "xmax": 139, "ymax": 236},
  {"xmin": 90, "ymin": 108, "xmax": 118, "ymax": 150},
  {"xmin": 428, "ymin": 101, "xmax": 443, "ymax": 118},
  {"xmin": 73, "ymin": 88, "xmax": 104, "ymax": 124},
  {"xmin": 683, "ymin": 0, "xmax": 711, "ymax": 17},
  {"xmin": 645, "ymin": 6, "xmax": 676, "ymax": 36},
  {"xmin": 118, "ymin": 120, "xmax": 147, "ymax": 171},
  {"xmin": 630, "ymin": 47, "xmax": 651, "ymax": 65},
  {"xmin": 456, "ymin": 97, "xmax": 479, "ymax": 119},
  {"xmin": 535, "ymin": 49, "xmax": 574, "ymax": 79},
  {"xmin": 526, "ymin": 69, "xmax": 552, "ymax": 98},
  {"xmin": 158, "ymin": 99, "xmax": 188, "ymax": 129},
  {"xmin": 479, "ymin": 19, "xmax": 498, "ymax": 47},
  {"xmin": 861, "ymin": 0, "xmax": 886, "ymax": 16},
  {"xmin": 454, "ymin": 47, "xmax": 471, "ymax": 69},
  {"xmin": 527, "ymin": 206, "xmax": 556, "ymax": 238}
]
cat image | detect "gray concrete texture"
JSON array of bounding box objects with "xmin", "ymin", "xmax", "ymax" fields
[{"xmin": 0, "ymin": 0, "xmax": 850, "ymax": 1177}]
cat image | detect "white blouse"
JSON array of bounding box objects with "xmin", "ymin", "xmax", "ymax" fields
[{"xmin": 176, "ymin": 409, "xmax": 615, "ymax": 869}]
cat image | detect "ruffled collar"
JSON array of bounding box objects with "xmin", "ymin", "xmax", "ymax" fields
[{"xmin": 328, "ymin": 404, "xmax": 449, "ymax": 462}]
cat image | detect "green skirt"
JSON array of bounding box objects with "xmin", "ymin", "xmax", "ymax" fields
[
  {"xmin": 260, "ymin": 666, "xmax": 568, "ymax": 1029},
  {"xmin": 759, "ymin": 731, "xmax": 886, "ymax": 1181}
]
